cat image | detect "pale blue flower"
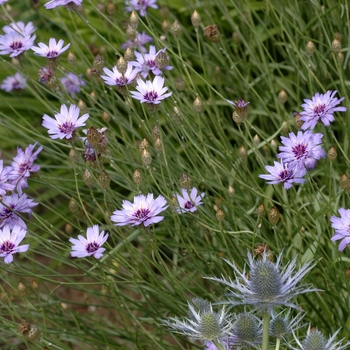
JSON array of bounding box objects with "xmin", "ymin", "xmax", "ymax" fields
[{"xmin": 330, "ymin": 208, "xmax": 350, "ymax": 251}]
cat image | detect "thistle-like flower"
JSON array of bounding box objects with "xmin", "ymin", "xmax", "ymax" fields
[
  {"xmin": 163, "ymin": 298, "xmax": 233, "ymax": 343},
  {"xmin": 110, "ymin": 193, "xmax": 168, "ymax": 227},
  {"xmin": 206, "ymin": 250, "xmax": 317, "ymax": 311},
  {"xmin": 300, "ymin": 90, "xmax": 347, "ymax": 130},
  {"xmin": 270, "ymin": 310, "xmax": 305, "ymax": 340}
]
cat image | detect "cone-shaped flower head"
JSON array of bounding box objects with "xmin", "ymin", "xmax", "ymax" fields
[
  {"xmin": 270, "ymin": 310, "xmax": 305, "ymax": 340},
  {"xmin": 163, "ymin": 298, "xmax": 233, "ymax": 342},
  {"xmin": 206, "ymin": 250, "xmax": 317, "ymax": 311}
]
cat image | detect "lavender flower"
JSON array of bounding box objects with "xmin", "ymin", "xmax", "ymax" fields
[
  {"xmin": 131, "ymin": 45, "xmax": 173, "ymax": 78},
  {"xmin": 9, "ymin": 143, "xmax": 43, "ymax": 195},
  {"xmin": 60, "ymin": 72, "xmax": 86, "ymax": 97},
  {"xmin": 0, "ymin": 1, "xmax": 9, "ymax": 5},
  {"xmin": 101, "ymin": 62, "xmax": 138, "ymax": 86},
  {"xmin": 130, "ymin": 76, "xmax": 172, "ymax": 105},
  {"xmin": 330, "ymin": 208, "xmax": 350, "ymax": 251},
  {"xmin": 69, "ymin": 225, "xmax": 108, "ymax": 259},
  {"xmin": 44, "ymin": 0, "xmax": 83, "ymax": 9},
  {"xmin": 174, "ymin": 187, "xmax": 205, "ymax": 213},
  {"xmin": 121, "ymin": 31, "xmax": 153, "ymax": 52},
  {"xmin": 0, "ymin": 160, "xmax": 15, "ymax": 195},
  {"xmin": 110, "ymin": 193, "xmax": 168, "ymax": 227},
  {"xmin": 38, "ymin": 66, "xmax": 54, "ymax": 84},
  {"xmin": 163, "ymin": 299, "xmax": 233, "ymax": 343},
  {"xmin": 1, "ymin": 72, "xmax": 27, "ymax": 92},
  {"xmin": 259, "ymin": 161, "xmax": 306, "ymax": 189},
  {"xmin": 125, "ymin": 0, "xmax": 158, "ymax": 17},
  {"xmin": 42, "ymin": 104, "xmax": 89, "ymax": 140},
  {"xmin": 0, "ymin": 225, "xmax": 29, "ymax": 264},
  {"xmin": 206, "ymin": 250, "xmax": 317, "ymax": 311},
  {"xmin": 277, "ymin": 131, "xmax": 326, "ymax": 170},
  {"xmin": 227, "ymin": 98, "xmax": 250, "ymax": 117},
  {"xmin": 300, "ymin": 90, "xmax": 347, "ymax": 130},
  {"xmin": 31, "ymin": 38, "xmax": 70, "ymax": 58},
  {"xmin": 0, "ymin": 32, "xmax": 36, "ymax": 57},
  {"xmin": 0, "ymin": 193, "xmax": 38, "ymax": 229},
  {"xmin": 3, "ymin": 21, "xmax": 36, "ymax": 36}
]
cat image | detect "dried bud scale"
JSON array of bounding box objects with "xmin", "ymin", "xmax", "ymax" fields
[
  {"xmin": 139, "ymin": 138, "xmax": 150, "ymax": 153},
  {"xmin": 216, "ymin": 208, "xmax": 225, "ymax": 222},
  {"xmin": 327, "ymin": 146, "xmax": 337, "ymax": 161},
  {"xmin": 337, "ymin": 52, "xmax": 344, "ymax": 65},
  {"xmin": 65, "ymin": 223, "xmax": 74, "ymax": 235},
  {"xmin": 133, "ymin": 169, "xmax": 142, "ymax": 186},
  {"xmin": 160, "ymin": 6, "xmax": 169, "ymax": 18},
  {"xmin": 87, "ymin": 126, "xmax": 101, "ymax": 147},
  {"xmin": 268, "ymin": 206, "xmax": 280, "ymax": 225},
  {"xmin": 25, "ymin": 324, "xmax": 40, "ymax": 340},
  {"xmin": 141, "ymin": 149, "xmax": 152, "ymax": 166},
  {"xmin": 331, "ymin": 38, "xmax": 342, "ymax": 53},
  {"xmin": 253, "ymin": 134, "xmax": 260, "ymax": 146},
  {"xmin": 98, "ymin": 171, "xmax": 111, "ymax": 189},
  {"xmin": 204, "ymin": 25, "xmax": 221, "ymax": 43},
  {"xmin": 77, "ymin": 100, "xmax": 88, "ymax": 115},
  {"xmin": 155, "ymin": 51, "xmax": 169, "ymax": 70},
  {"xmin": 281, "ymin": 121, "xmax": 289, "ymax": 133},
  {"xmin": 162, "ymin": 20, "xmax": 170, "ymax": 33},
  {"xmin": 179, "ymin": 173, "xmax": 192, "ymax": 189},
  {"xmin": 152, "ymin": 124, "xmax": 161, "ymax": 141},
  {"xmin": 278, "ymin": 89, "xmax": 288, "ymax": 104},
  {"xmin": 89, "ymin": 91, "xmax": 98, "ymax": 105},
  {"xmin": 17, "ymin": 282, "xmax": 26, "ymax": 297},
  {"xmin": 191, "ymin": 10, "xmax": 201, "ymax": 29}
]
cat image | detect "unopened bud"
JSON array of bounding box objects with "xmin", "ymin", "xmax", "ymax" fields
[
  {"xmin": 253, "ymin": 134, "xmax": 260, "ymax": 146},
  {"xmin": 124, "ymin": 47, "xmax": 134, "ymax": 62},
  {"xmin": 216, "ymin": 208, "xmax": 225, "ymax": 222},
  {"xmin": 228, "ymin": 185, "xmax": 235, "ymax": 198},
  {"xmin": 278, "ymin": 89, "xmax": 288, "ymax": 104},
  {"xmin": 179, "ymin": 173, "xmax": 192, "ymax": 189},
  {"xmin": 204, "ymin": 24, "xmax": 220, "ymax": 43},
  {"xmin": 162, "ymin": 20, "xmax": 170, "ymax": 33},
  {"xmin": 18, "ymin": 281, "xmax": 26, "ymax": 297},
  {"xmin": 160, "ymin": 6, "xmax": 169, "ymax": 18},
  {"xmin": 175, "ymin": 77, "xmax": 186, "ymax": 91},
  {"xmin": 126, "ymin": 24, "xmax": 137, "ymax": 41},
  {"xmin": 92, "ymin": 54, "xmax": 104, "ymax": 76},
  {"xmin": 102, "ymin": 110, "xmax": 110, "ymax": 122},
  {"xmin": 24, "ymin": 324, "xmax": 40, "ymax": 340},
  {"xmin": 87, "ymin": 126, "xmax": 100, "ymax": 146},
  {"xmin": 67, "ymin": 51, "xmax": 76, "ymax": 66},
  {"xmin": 327, "ymin": 146, "xmax": 337, "ymax": 161},
  {"xmin": 83, "ymin": 168, "xmax": 94, "ymax": 188},
  {"xmin": 257, "ymin": 204, "xmax": 265, "ymax": 216},
  {"xmin": 238, "ymin": 145, "xmax": 248, "ymax": 161},
  {"xmin": 141, "ymin": 149, "xmax": 152, "ymax": 166},
  {"xmin": 340, "ymin": 173, "xmax": 350, "ymax": 191},
  {"xmin": 306, "ymin": 40, "xmax": 316, "ymax": 56},
  {"xmin": 139, "ymin": 138, "xmax": 150, "ymax": 153},
  {"xmin": 171, "ymin": 20, "xmax": 182, "ymax": 37},
  {"xmin": 89, "ymin": 91, "xmax": 97, "ymax": 105},
  {"xmin": 129, "ymin": 11, "xmax": 138, "ymax": 29},
  {"xmin": 193, "ymin": 97, "xmax": 203, "ymax": 113},
  {"xmin": 155, "ymin": 51, "xmax": 168, "ymax": 70},
  {"xmin": 154, "ymin": 137, "xmax": 162, "ymax": 153},
  {"xmin": 232, "ymin": 30, "xmax": 241, "ymax": 44},
  {"xmin": 98, "ymin": 171, "xmax": 110, "ymax": 189},
  {"xmin": 281, "ymin": 121, "xmax": 289, "ymax": 133},
  {"xmin": 270, "ymin": 139, "xmax": 278, "ymax": 151},
  {"xmin": 86, "ymin": 67, "xmax": 93, "ymax": 79},
  {"xmin": 232, "ymin": 111, "xmax": 245, "ymax": 125},
  {"xmin": 77, "ymin": 99, "xmax": 87, "ymax": 115},
  {"xmin": 106, "ymin": 1, "xmax": 116, "ymax": 16},
  {"xmin": 69, "ymin": 148, "xmax": 79, "ymax": 163},
  {"xmin": 69, "ymin": 198, "xmax": 79, "ymax": 213},
  {"xmin": 116, "ymin": 56, "xmax": 127, "ymax": 75},
  {"xmin": 268, "ymin": 206, "xmax": 280, "ymax": 225},
  {"xmin": 65, "ymin": 223, "xmax": 74, "ymax": 235},
  {"xmin": 293, "ymin": 112, "xmax": 303, "ymax": 129},
  {"xmin": 331, "ymin": 38, "xmax": 342, "ymax": 53},
  {"xmin": 191, "ymin": 10, "xmax": 201, "ymax": 28},
  {"xmin": 152, "ymin": 124, "xmax": 161, "ymax": 141},
  {"xmin": 133, "ymin": 168, "xmax": 142, "ymax": 185}
]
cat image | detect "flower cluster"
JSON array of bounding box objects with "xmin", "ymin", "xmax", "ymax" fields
[
  {"xmin": 0, "ymin": 72, "xmax": 27, "ymax": 92},
  {"xmin": 44, "ymin": 0, "xmax": 83, "ymax": 10},
  {"xmin": 125, "ymin": 0, "xmax": 158, "ymax": 17}
]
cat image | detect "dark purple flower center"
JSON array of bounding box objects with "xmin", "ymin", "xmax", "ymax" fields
[
  {"xmin": 146, "ymin": 60, "xmax": 156, "ymax": 68},
  {"xmin": 137, "ymin": 0, "xmax": 146, "ymax": 6},
  {"xmin": 135, "ymin": 208, "xmax": 150, "ymax": 220},
  {"xmin": 10, "ymin": 41, "xmax": 23, "ymax": 51},
  {"xmin": 144, "ymin": 91, "xmax": 158, "ymax": 102},
  {"xmin": 86, "ymin": 242, "xmax": 99, "ymax": 253},
  {"xmin": 2, "ymin": 204, "xmax": 15, "ymax": 219},
  {"xmin": 116, "ymin": 77, "xmax": 128, "ymax": 86},
  {"xmin": 292, "ymin": 144, "xmax": 308, "ymax": 159},
  {"xmin": 0, "ymin": 241, "xmax": 15, "ymax": 254},
  {"xmin": 313, "ymin": 104, "xmax": 326, "ymax": 116},
  {"xmin": 278, "ymin": 169, "xmax": 292, "ymax": 181},
  {"xmin": 184, "ymin": 201, "xmax": 194, "ymax": 210},
  {"xmin": 47, "ymin": 50, "xmax": 59, "ymax": 58},
  {"xmin": 18, "ymin": 162, "xmax": 30, "ymax": 175},
  {"xmin": 59, "ymin": 121, "xmax": 75, "ymax": 135}
]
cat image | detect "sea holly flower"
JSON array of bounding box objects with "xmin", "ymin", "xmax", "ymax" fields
[
  {"xmin": 101, "ymin": 62, "xmax": 138, "ymax": 86},
  {"xmin": 300, "ymin": 90, "xmax": 347, "ymax": 130},
  {"xmin": 270, "ymin": 310, "xmax": 305, "ymax": 340},
  {"xmin": 330, "ymin": 208, "xmax": 350, "ymax": 251},
  {"xmin": 277, "ymin": 131, "xmax": 326, "ymax": 170},
  {"xmin": 130, "ymin": 76, "xmax": 172, "ymax": 105},
  {"xmin": 125, "ymin": 0, "xmax": 158, "ymax": 17},
  {"xmin": 259, "ymin": 160, "xmax": 306, "ymax": 189},
  {"xmin": 131, "ymin": 45, "xmax": 173, "ymax": 78},
  {"xmin": 0, "ymin": 193, "xmax": 38, "ymax": 229},
  {"xmin": 44, "ymin": 0, "xmax": 83, "ymax": 9},
  {"xmin": 2, "ymin": 21, "xmax": 36, "ymax": 36},
  {"xmin": 206, "ymin": 250, "xmax": 317, "ymax": 311},
  {"xmin": 174, "ymin": 187, "xmax": 205, "ymax": 214},
  {"xmin": 31, "ymin": 38, "xmax": 70, "ymax": 59},
  {"xmin": 0, "ymin": 225, "xmax": 29, "ymax": 264},
  {"xmin": 0, "ymin": 160, "xmax": 15, "ymax": 195},
  {"xmin": 0, "ymin": 32, "xmax": 36, "ymax": 57},
  {"xmin": 163, "ymin": 299, "xmax": 233, "ymax": 343},
  {"xmin": 69, "ymin": 225, "xmax": 108, "ymax": 259},
  {"xmin": 9, "ymin": 143, "xmax": 43, "ymax": 195},
  {"xmin": 121, "ymin": 31, "xmax": 153, "ymax": 52},
  {"xmin": 110, "ymin": 193, "xmax": 168, "ymax": 227},
  {"xmin": 42, "ymin": 104, "xmax": 89, "ymax": 140},
  {"xmin": 60, "ymin": 72, "xmax": 86, "ymax": 97},
  {"xmin": 0, "ymin": 72, "xmax": 27, "ymax": 92}
]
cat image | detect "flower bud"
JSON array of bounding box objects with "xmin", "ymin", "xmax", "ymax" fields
[
  {"xmin": 331, "ymin": 38, "xmax": 341, "ymax": 53},
  {"xmin": 129, "ymin": 11, "xmax": 138, "ymax": 29},
  {"xmin": 65, "ymin": 223, "xmax": 74, "ymax": 235},
  {"xmin": 293, "ymin": 112, "xmax": 303, "ymax": 129},
  {"xmin": 116, "ymin": 56, "xmax": 127, "ymax": 75},
  {"xmin": 204, "ymin": 24, "xmax": 220, "ymax": 42},
  {"xmin": 154, "ymin": 137, "xmax": 162, "ymax": 153},
  {"xmin": 139, "ymin": 138, "xmax": 150, "ymax": 153},
  {"xmin": 162, "ymin": 20, "xmax": 170, "ymax": 33},
  {"xmin": 25, "ymin": 324, "xmax": 40, "ymax": 340},
  {"xmin": 327, "ymin": 146, "xmax": 337, "ymax": 161},
  {"xmin": 126, "ymin": 24, "xmax": 137, "ymax": 41},
  {"xmin": 67, "ymin": 51, "xmax": 76, "ymax": 66},
  {"xmin": 38, "ymin": 66, "xmax": 54, "ymax": 85},
  {"xmin": 257, "ymin": 204, "xmax": 265, "ymax": 216},
  {"xmin": 18, "ymin": 281, "xmax": 26, "ymax": 297},
  {"xmin": 124, "ymin": 47, "xmax": 134, "ymax": 62},
  {"xmin": 281, "ymin": 121, "xmax": 289, "ymax": 133},
  {"xmin": 340, "ymin": 173, "xmax": 350, "ymax": 191},
  {"xmin": 87, "ymin": 126, "xmax": 101, "ymax": 147},
  {"xmin": 193, "ymin": 97, "xmax": 203, "ymax": 113},
  {"xmin": 83, "ymin": 169, "xmax": 94, "ymax": 188},
  {"xmin": 102, "ymin": 110, "xmax": 110, "ymax": 122},
  {"xmin": 155, "ymin": 51, "xmax": 168, "ymax": 70},
  {"xmin": 228, "ymin": 185, "xmax": 235, "ymax": 198},
  {"xmin": 216, "ymin": 208, "xmax": 225, "ymax": 222},
  {"xmin": 305, "ymin": 40, "xmax": 316, "ymax": 56},
  {"xmin": 106, "ymin": 1, "xmax": 116, "ymax": 15},
  {"xmin": 175, "ymin": 77, "xmax": 186, "ymax": 91},
  {"xmin": 77, "ymin": 99, "xmax": 88, "ymax": 115},
  {"xmin": 253, "ymin": 134, "xmax": 260, "ymax": 146},
  {"xmin": 346, "ymin": 267, "xmax": 350, "ymax": 281},
  {"xmin": 69, "ymin": 197, "xmax": 79, "ymax": 213},
  {"xmin": 270, "ymin": 139, "xmax": 278, "ymax": 151},
  {"xmin": 171, "ymin": 20, "xmax": 182, "ymax": 37},
  {"xmin": 278, "ymin": 89, "xmax": 288, "ymax": 104},
  {"xmin": 152, "ymin": 124, "xmax": 161, "ymax": 141},
  {"xmin": 98, "ymin": 171, "xmax": 111, "ymax": 189},
  {"xmin": 179, "ymin": 173, "xmax": 192, "ymax": 189},
  {"xmin": 238, "ymin": 145, "xmax": 248, "ymax": 161},
  {"xmin": 133, "ymin": 168, "xmax": 142, "ymax": 185},
  {"xmin": 92, "ymin": 54, "xmax": 104, "ymax": 76},
  {"xmin": 160, "ymin": 6, "xmax": 169, "ymax": 18},
  {"xmin": 89, "ymin": 91, "xmax": 98, "ymax": 105},
  {"xmin": 69, "ymin": 148, "xmax": 79, "ymax": 163},
  {"xmin": 191, "ymin": 10, "xmax": 201, "ymax": 28},
  {"xmin": 268, "ymin": 206, "xmax": 280, "ymax": 225},
  {"xmin": 232, "ymin": 30, "xmax": 241, "ymax": 44},
  {"xmin": 141, "ymin": 149, "xmax": 152, "ymax": 166},
  {"xmin": 232, "ymin": 111, "xmax": 245, "ymax": 125}
]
